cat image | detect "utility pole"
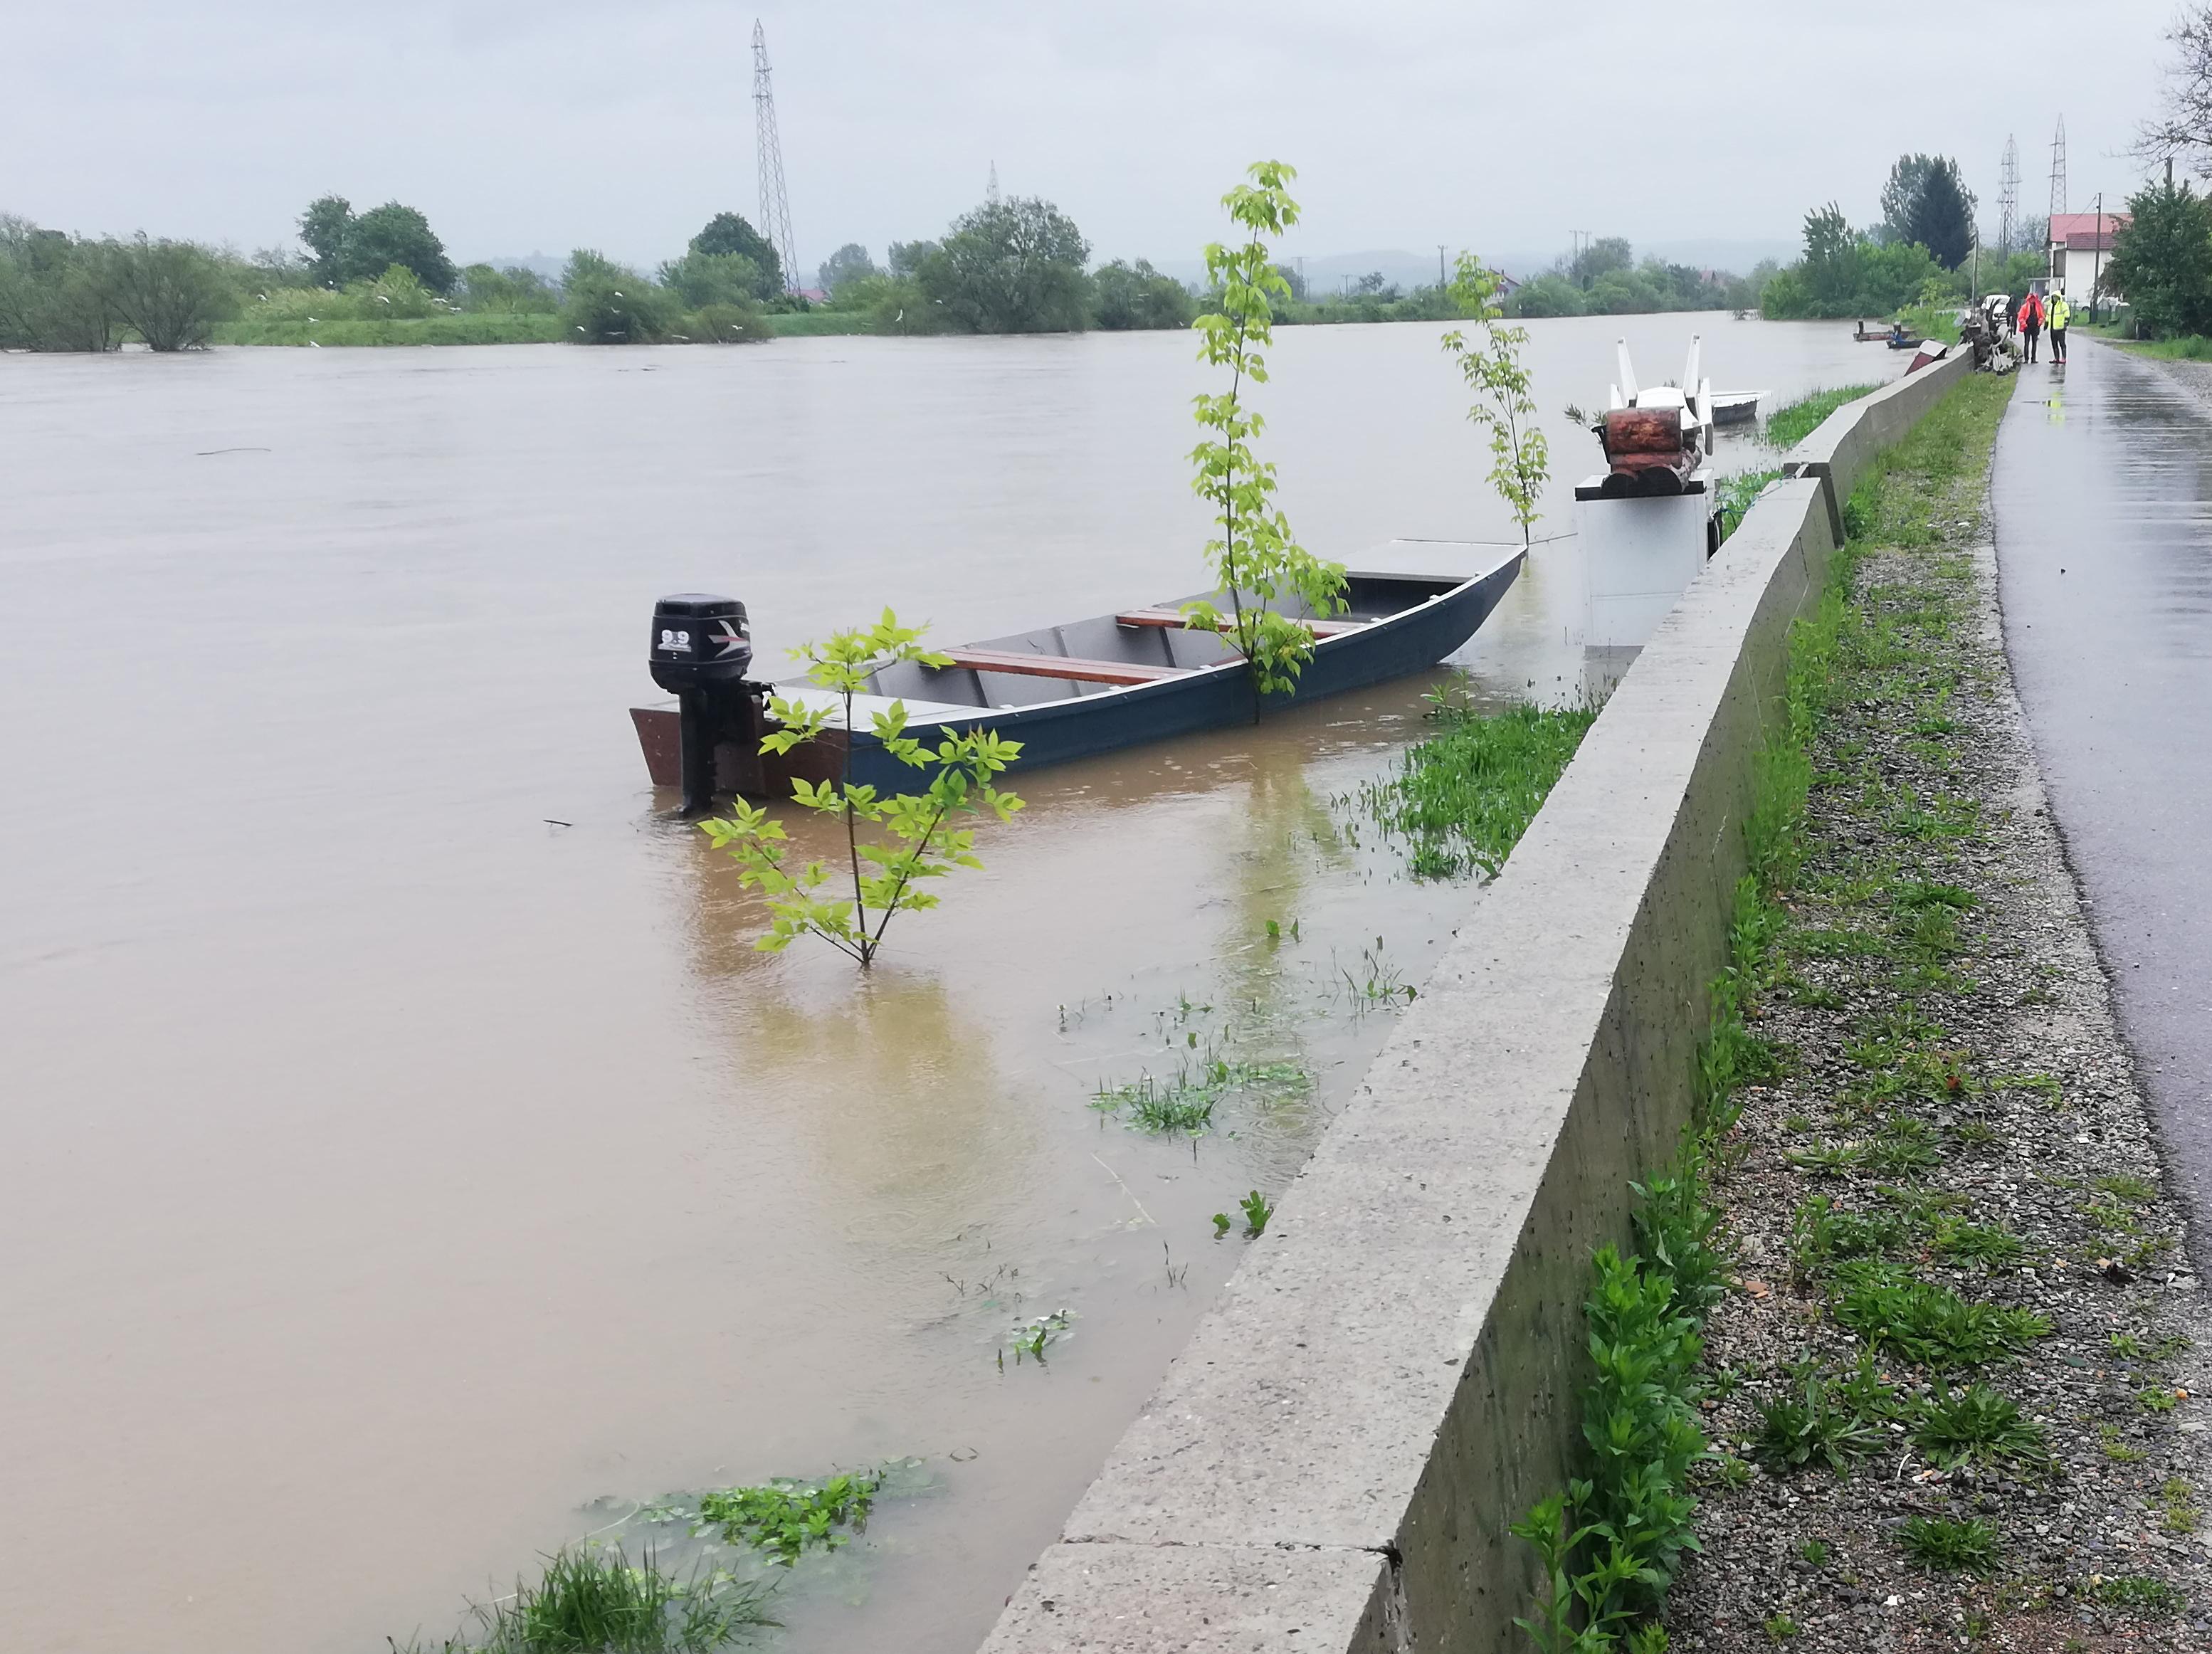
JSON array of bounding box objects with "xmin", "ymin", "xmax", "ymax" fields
[
  {"xmin": 1438, "ymin": 244, "xmax": 1447, "ymax": 287},
  {"xmin": 2091, "ymin": 190, "xmax": 2105, "ymax": 323},
  {"xmin": 752, "ymin": 21, "xmax": 799, "ymax": 295},
  {"xmin": 987, "ymin": 161, "xmax": 1000, "ymax": 206}
]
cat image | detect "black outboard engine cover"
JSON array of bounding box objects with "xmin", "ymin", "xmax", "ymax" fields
[{"xmin": 650, "ymin": 594, "xmax": 752, "ymax": 694}]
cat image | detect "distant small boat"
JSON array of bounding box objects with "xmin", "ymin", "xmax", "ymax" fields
[
  {"xmin": 1710, "ymin": 390, "xmax": 1766, "ymax": 427},
  {"xmin": 1886, "ymin": 334, "xmax": 1925, "ymax": 351},
  {"xmin": 633, "ymin": 551, "xmax": 1524, "ymax": 795}
]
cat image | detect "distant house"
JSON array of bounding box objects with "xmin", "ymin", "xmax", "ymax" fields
[
  {"xmin": 2045, "ymin": 211, "xmax": 2130, "ymax": 305},
  {"xmin": 1492, "ymin": 271, "xmax": 1522, "ymax": 300}
]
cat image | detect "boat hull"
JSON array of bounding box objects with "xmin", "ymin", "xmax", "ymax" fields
[
  {"xmin": 631, "ymin": 549, "xmax": 1525, "ymax": 798},
  {"xmin": 836, "ymin": 552, "xmax": 1523, "ymax": 789}
]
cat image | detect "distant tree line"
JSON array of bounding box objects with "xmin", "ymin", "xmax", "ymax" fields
[
  {"xmin": 1757, "ymin": 153, "xmax": 2017, "ymax": 320},
  {"xmin": 1500, "ymin": 237, "xmax": 1764, "ymax": 319}
]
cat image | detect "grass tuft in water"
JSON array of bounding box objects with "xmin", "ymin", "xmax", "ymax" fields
[
  {"xmin": 1356, "ymin": 698, "xmax": 1598, "ymax": 880},
  {"xmin": 392, "ymin": 1543, "xmax": 776, "ymax": 1654},
  {"xmin": 1764, "ymin": 384, "xmax": 1882, "ymax": 451}
]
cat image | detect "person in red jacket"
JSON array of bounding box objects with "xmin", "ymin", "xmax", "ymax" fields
[{"xmin": 2018, "ymin": 290, "xmax": 2045, "ymax": 363}]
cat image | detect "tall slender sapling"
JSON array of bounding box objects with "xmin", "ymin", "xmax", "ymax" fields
[
  {"xmin": 700, "ymin": 609, "xmax": 1023, "ymax": 969},
  {"xmin": 1442, "ymin": 253, "xmax": 1549, "ymax": 546},
  {"xmin": 1184, "ymin": 162, "xmax": 1349, "ymax": 707}
]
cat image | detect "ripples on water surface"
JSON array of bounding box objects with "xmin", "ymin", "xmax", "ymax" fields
[{"xmin": 0, "ymin": 316, "xmax": 1897, "ymax": 1653}]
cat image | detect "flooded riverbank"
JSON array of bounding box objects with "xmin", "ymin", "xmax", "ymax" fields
[{"xmin": 0, "ymin": 316, "xmax": 1898, "ymax": 1653}]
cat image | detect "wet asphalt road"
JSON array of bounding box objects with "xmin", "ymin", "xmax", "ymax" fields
[{"xmin": 1992, "ymin": 339, "xmax": 2212, "ymax": 1242}]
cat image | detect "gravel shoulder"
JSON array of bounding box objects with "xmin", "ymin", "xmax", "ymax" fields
[{"xmin": 1666, "ymin": 376, "xmax": 2212, "ymax": 1651}]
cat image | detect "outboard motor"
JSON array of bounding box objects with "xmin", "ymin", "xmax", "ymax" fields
[{"xmin": 649, "ymin": 593, "xmax": 756, "ymax": 815}]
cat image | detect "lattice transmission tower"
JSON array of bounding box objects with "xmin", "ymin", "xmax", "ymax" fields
[
  {"xmin": 2048, "ymin": 116, "xmax": 2068, "ymax": 225},
  {"xmin": 752, "ymin": 20, "xmax": 799, "ymax": 294},
  {"xmin": 1998, "ymin": 136, "xmax": 2020, "ymax": 256}
]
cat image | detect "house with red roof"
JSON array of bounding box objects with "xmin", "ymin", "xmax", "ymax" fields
[{"xmin": 2046, "ymin": 211, "xmax": 2129, "ymax": 307}]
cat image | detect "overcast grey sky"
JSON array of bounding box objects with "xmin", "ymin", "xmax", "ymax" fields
[{"xmin": 2, "ymin": 0, "xmax": 2182, "ymax": 275}]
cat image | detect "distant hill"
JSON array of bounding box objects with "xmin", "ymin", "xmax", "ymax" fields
[
  {"xmin": 1144, "ymin": 238, "xmax": 1797, "ymax": 294},
  {"xmin": 466, "ymin": 252, "xmax": 567, "ymax": 282}
]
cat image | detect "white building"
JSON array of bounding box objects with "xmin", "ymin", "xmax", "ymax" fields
[{"xmin": 2045, "ymin": 211, "xmax": 2129, "ymax": 307}]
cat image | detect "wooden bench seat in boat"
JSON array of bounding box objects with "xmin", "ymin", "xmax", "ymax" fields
[
  {"xmin": 937, "ymin": 647, "xmax": 1193, "ymax": 686},
  {"xmin": 1112, "ymin": 608, "xmax": 1370, "ymax": 638}
]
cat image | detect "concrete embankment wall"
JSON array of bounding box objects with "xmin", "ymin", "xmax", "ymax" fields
[{"xmin": 980, "ymin": 350, "xmax": 1976, "ymax": 1654}]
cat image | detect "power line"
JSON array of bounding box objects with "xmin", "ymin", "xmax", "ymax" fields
[{"xmin": 752, "ymin": 20, "xmax": 798, "ymax": 295}]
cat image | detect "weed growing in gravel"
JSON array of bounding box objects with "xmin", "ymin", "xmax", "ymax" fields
[
  {"xmin": 1755, "ymin": 1365, "xmax": 1885, "ymax": 1473},
  {"xmin": 2158, "ymin": 1477, "xmax": 2201, "ymax": 1535},
  {"xmin": 1927, "ymin": 1217, "xmax": 2024, "ymax": 1268},
  {"xmin": 1899, "ymin": 1515, "xmax": 2000, "ymax": 1574},
  {"xmin": 2101, "ymin": 1426, "xmax": 2149, "ymax": 1464},
  {"xmin": 1798, "ymin": 1538, "xmax": 1829, "ymax": 1567},
  {"xmin": 1761, "ymin": 1613, "xmax": 1799, "ymax": 1640},
  {"xmin": 1912, "ymin": 1384, "xmax": 2048, "ymax": 1470},
  {"xmin": 1830, "ymin": 1261, "xmax": 2050, "ymax": 1369},
  {"xmin": 2084, "ymin": 1574, "xmax": 2186, "ymax": 1611},
  {"xmin": 2139, "ymin": 1385, "xmax": 2182, "ymax": 1415}
]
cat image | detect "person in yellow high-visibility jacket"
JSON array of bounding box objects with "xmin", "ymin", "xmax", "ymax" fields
[{"xmin": 2048, "ymin": 292, "xmax": 2072, "ymax": 363}]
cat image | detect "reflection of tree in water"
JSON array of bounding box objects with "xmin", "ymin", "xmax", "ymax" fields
[{"xmin": 675, "ymin": 820, "xmax": 1031, "ymax": 1261}]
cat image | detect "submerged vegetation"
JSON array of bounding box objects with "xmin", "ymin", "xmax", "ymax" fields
[
  {"xmin": 1356, "ymin": 695, "xmax": 1599, "ymax": 880},
  {"xmin": 1763, "ymin": 384, "xmax": 1881, "ymax": 451}
]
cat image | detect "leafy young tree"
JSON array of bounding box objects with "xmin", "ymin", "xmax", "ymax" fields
[
  {"xmin": 1090, "ymin": 258, "xmax": 1195, "ymax": 330},
  {"xmin": 917, "ymin": 196, "xmax": 1092, "ymax": 333},
  {"xmin": 1568, "ymin": 236, "xmax": 1633, "ymax": 289},
  {"xmin": 816, "ymin": 243, "xmax": 877, "ymax": 294},
  {"xmin": 699, "ymin": 610, "xmax": 1024, "ymax": 969},
  {"xmin": 344, "ymin": 202, "xmax": 456, "ymax": 293},
  {"xmin": 559, "ymin": 250, "xmax": 682, "ymax": 343},
  {"xmin": 298, "ymin": 194, "xmax": 354, "ymax": 285},
  {"xmin": 2107, "ymin": 178, "xmax": 2212, "ymax": 337},
  {"xmin": 1902, "ymin": 157, "xmax": 1975, "ymax": 270},
  {"xmin": 1801, "ymin": 202, "xmax": 1860, "ymax": 309},
  {"xmin": 886, "ymin": 239, "xmax": 938, "ymax": 279},
  {"xmin": 0, "ymin": 226, "xmax": 117, "ymax": 352},
  {"xmin": 658, "ymin": 251, "xmax": 766, "ymax": 310},
  {"xmin": 1182, "ymin": 161, "xmax": 1349, "ymax": 705},
  {"xmin": 1505, "ymin": 273, "xmax": 1586, "ymax": 318},
  {"xmin": 1443, "ymin": 253, "xmax": 1549, "ymax": 547},
  {"xmin": 94, "ymin": 235, "xmax": 235, "ymax": 349},
  {"xmin": 690, "ymin": 213, "xmax": 784, "ymax": 295},
  {"xmin": 458, "ymin": 263, "xmax": 557, "ymax": 314},
  {"xmin": 1877, "ymin": 155, "xmax": 1941, "ymax": 243}
]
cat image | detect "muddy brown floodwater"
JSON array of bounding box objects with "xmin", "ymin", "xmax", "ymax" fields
[{"xmin": 0, "ymin": 316, "xmax": 1897, "ymax": 1653}]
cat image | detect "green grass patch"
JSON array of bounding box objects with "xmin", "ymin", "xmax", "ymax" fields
[
  {"xmin": 762, "ymin": 310, "xmax": 881, "ymax": 337},
  {"xmin": 1355, "ymin": 698, "xmax": 1599, "ymax": 879},
  {"xmin": 2085, "ymin": 1574, "xmax": 2186, "ymax": 1610},
  {"xmin": 1899, "ymin": 1515, "xmax": 1999, "ymax": 1574},
  {"xmin": 395, "ymin": 1543, "xmax": 776, "ymax": 1653},
  {"xmin": 1913, "ymin": 1384, "xmax": 2048, "ymax": 1470},
  {"xmin": 213, "ymin": 313, "xmax": 569, "ymax": 347},
  {"xmin": 1765, "ymin": 384, "xmax": 1882, "ymax": 450},
  {"xmin": 1831, "ymin": 1260, "xmax": 2050, "ymax": 1369},
  {"xmin": 2108, "ymin": 332, "xmax": 2212, "ymax": 360}
]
